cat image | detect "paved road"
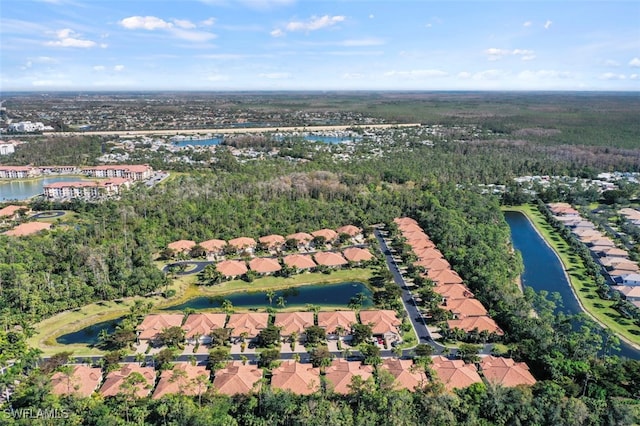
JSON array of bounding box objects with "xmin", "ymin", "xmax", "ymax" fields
[
  {"xmin": 31, "ymin": 210, "xmax": 66, "ymax": 219},
  {"xmin": 164, "ymin": 261, "xmax": 212, "ymax": 275},
  {"xmin": 373, "ymin": 229, "xmax": 448, "ymax": 356}
]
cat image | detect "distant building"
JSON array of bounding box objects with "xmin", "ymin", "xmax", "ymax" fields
[
  {"xmin": 0, "ymin": 143, "xmax": 15, "ymax": 155},
  {"xmin": 82, "ymin": 164, "xmax": 153, "ymax": 181},
  {"xmin": 43, "ymin": 178, "xmax": 131, "ymax": 200},
  {"xmin": 0, "ymin": 166, "xmax": 40, "ymax": 179},
  {"xmin": 7, "ymin": 121, "xmax": 52, "ymax": 133}
]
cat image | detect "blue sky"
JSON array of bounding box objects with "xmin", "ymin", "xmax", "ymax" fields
[{"xmin": 1, "ymin": 0, "xmax": 639, "ymax": 91}]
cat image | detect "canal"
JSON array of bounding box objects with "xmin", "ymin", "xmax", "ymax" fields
[{"xmin": 505, "ymin": 210, "xmax": 639, "ymax": 359}]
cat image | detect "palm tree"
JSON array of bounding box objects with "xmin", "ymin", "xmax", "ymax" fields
[
  {"xmin": 265, "ymin": 290, "xmax": 276, "ymax": 306},
  {"xmin": 277, "ymin": 296, "xmax": 286, "ymax": 309}
]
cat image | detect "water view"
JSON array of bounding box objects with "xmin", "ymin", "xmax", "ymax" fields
[
  {"xmin": 163, "ymin": 281, "xmax": 372, "ymax": 311},
  {"xmin": 303, "ymin": 135, "xmax": 361, "ymax": 144},
  {"xmin": 56, "ymin": 317, "xmax": 121, "ymax": 346},
  {"xmin": 504, "ymin": 210, "xmax": 639, "ymax": 359},
  {"xmin": 173, "ymin": 137, "xmax": 222, "ymax": 147},
  {"xmin": 0, "ymin": 176, "xmax": 89, "ymax": 201}
]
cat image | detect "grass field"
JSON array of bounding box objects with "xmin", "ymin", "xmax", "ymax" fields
[
  {"xmin": 506, "ymin": 204, "xmax": 640, "ymax": 348},
  {"xmin": 30, "ymin": 268, "xmax": 375, "ymax": 356}
]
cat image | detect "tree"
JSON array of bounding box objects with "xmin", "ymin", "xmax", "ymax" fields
[
  {"xmin": 40, "ymin": 351, "xmax": 73, "ymax": 374},
  {"xmin": 221, "ymin": 299, "xmax": 234, "ymax": 314},
  {"xmin": 155, "ymin": 348, "xmax": 177, "ymax": 370},
  {"xmin": 457, "ymin": 343, "xmax": 481, "ymax": 364},
  {"xmin": 157, "ymin": 326, "xmax": 186, "ymax": 348},
  {"xmin": 209, "ymin": 328, "xmax": 231, "ymax": 347},
  {"xmin": 276, "ymin": 296, "xmax": 287, "ymax": 309},
  {"xmin": 359, "ymin": 343, "xmax": 381, "ymax": 366},
  {"xmin": 304, "ymin": 325, "xmax": 326, "ymax": 346},
  {"xmin": 258, "ymin": 347, "xmax": 280, "ymax": 368},
  {"xmin": 119, "ymin": 372, "xmax": 151, "ymax": 422},
  {"xmin": 351, "ymin": 323, "xmax": 373, "ymax": 346},
  {"xmin": 309, "ymin": 345, "xmax": 333, "ymax": 368},
  {"xmin": 208, "ymin": 346, "xmax": 231, "ymax": 371},
  {"xmin": 200, "ymin": 264, "xmax": 223, "ymax": 286},
  {"xmin": 414, "ymin": 343, "xmax": 434, "ymax": 358},
  {"xmin": 257, "ymin": 325, "xmax": 281, "ymax": 348},
  {"xmin": 265, "ymin": 290, "xmax": 276, "ymax": 306}
]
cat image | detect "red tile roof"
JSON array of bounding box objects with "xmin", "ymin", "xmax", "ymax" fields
[
  {"xmin": 228, "ymin": 237, "xmax": 257, "ymax": 250},
  {"xmin": 427, "ymin": 269, "xmax": 463, "ymax": 285},
  {"xmin": 51, "ymin": 365, "xmax": 102, "ymax": 397},
  {"xmin": 414, "ymin": 257, "xmax": 450, "ymax": 271},
  {"xmin": 258, "ymin": 234, "xmax": 285, "ymax": 248},
  {"xmin": 342, "ymin": 247, "xmax": 373, "ymax": 262},
  {"xmin": 4, "ymin": 222, "xmax": 51, "ymax": 236},
  {"xmin": 199, "ymin": 239, "xmax": 226, "ymax": 253},
  {"xmin": 283, "ymin": 254, "xmax": 317, "ymax": 269},
  {"xmin": 137, "ymin": 314, "xmax": 184, "ymax": 341},
  {"xmin": 213, "ymin": 361, "xmax": 263, "ymax": 395},
  {"xmin": 99, "ymin": 364, "xmax": 156, "ymax": 398},
  {"xmin": 0, "ymin": 205, "xmax": 27, "ymax": 217},
  {"xmin": 249, "ymin": 257, "xmax": 282, "ymax": 274},
  {"xmin": 406, "ymin": 238, "xmax": 437, "ymax": 250},
  {"xmin": 479, "ymin": 356, "xmax": 536, "ymax": 387},
  {"xmin": 359, "ymin": 310, "xmax": 402, "ymax": 335},
  {"xmin": 324, "ymin": 359, "xmax": 373, "ymax": 394},
  {"xmin": 152, "ymin": 364, "xmax": 209, "ymax": 399},
  {"xmin": 167, "ymin": 239, "xmax": 196, "ymax": 252},
  {"xmin": 394, "ymin": 217, "xmax": 418, "ymax": 226},
  {"xmin": 216, "ymin": 260, "xmax": 248, "ymax": 277},
  {"xmin": 447, "ymin": 316, "xmax": 504, "ymax": 335},
  {"xmin": 317, "ymin": 311, "xmax": 358, "ymax": 334},
  {"xmin": 336, "ymin": 225, "xmax": 362, "ymax": 236},
  {"xmin": 433, "ymin": 284, "xmax": 475, "ymax": 300},
  {"xmin": 416, "ymin": 248, "xmax": 445, "ymax": 260},
  {"xmin": 311, "ymin": 228, "xmax": 338, "ymax": 241},
  {"xmin": 314, "ymin": 251, "xmax": 348, "ymax": 267},
  {"xmin": 274, "ymin": 312, "xmax": 315, "ymax": 336},
  {"xmin": 379, "ymin": 358, "xmax": 426, "ymax": 391},
  {"xmin": 441, "ymin": 298, "xmax": 488, "ymax": 318},
  {"xmin": 431, "ymin": 356, "xmax": 482, "ymax": 391},
  {"xmin": 285, "ymin": 232, "xmax": 314, "ymax": 243},
  {"xmin": 271, "ymin": 361, "xmax": 321, "ymax": 395},
  {"xmin": 183, "ymin": 313, "xmax": 228, "ymax": 339},
  {"xmin": 226, "ymin": 313, "xmax": 269, "ymax": 337}
]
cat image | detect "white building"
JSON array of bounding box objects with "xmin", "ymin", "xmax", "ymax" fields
[
  {"xmin": 7, "ymin": 121, "xmax": 53, "ymax": 133},
  {"xmin": 43, "ymin": 178, "xmax": 131, "ymax": 200},
  {"xmin": 0, "ymin": 143, "xmax": 15, "ymax": 155},
  {"xmin": 82, "ymin": 164, "xmax": 153, "ymax": 181}
]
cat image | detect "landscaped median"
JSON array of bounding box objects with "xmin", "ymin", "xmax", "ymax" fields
[
  {"xmin": 30, "ymin": 268, "xmax": 375, "ymax": 356},
  {"xmin": 505, "ymin": 204, "xmax": 640, "ymax": 348}
]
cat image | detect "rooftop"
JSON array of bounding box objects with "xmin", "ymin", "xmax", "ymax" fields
[
  {"xmin": 213, "ymin": 361, "xmax": 263, "ymax": 395},
  {"xmin": 152, "ymin": 364, "xmax": 209, "ymax": 399},
  {"xmin": 270, "ymin": 361, "xmax": 321, "ymax": 395},
  {"xmin": 324, "ymin": 359, "xmax": 373, "ymax": 394},
  {"xmin": 431, "ymin": 356, "xmax": 482, "ymax": 391},
  {"xmin": 216, "ymin": 260, "xmax": 248, "ymax": 277}
]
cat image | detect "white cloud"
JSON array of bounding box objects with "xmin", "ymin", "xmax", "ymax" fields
[
  {"xmin": 201, "ymin": 18, "xmax": 216, "ymax": 27},
  {"xmin": 173, "ymin": 19, "xmax": 196, "ymax": 29},
  {"xmin": 270, "ymin": 28, "xmax": 285, "ymax": 37},
  {"xmin": 629, "ymin": 57, "xmax": 640, "ymax": 67},
  {"xmin": 599, "ymin": 72, "xmax": 626, "ymax": 80},
  {"xmin": 340, "ymin": 38, "xmax": 384, "ymax": 47},
  {"xmin": 259, "ymin": 72, "xmax": 290, "ymax": 79},
  {"xmin": 630, "ymin": 74, "xmax": 638, "ymax": 80},
  {"xmin": 384, "ymin": 69, "xmax": 448, "ymax": 79},
  {"xmin": 44, "ymin": 28, "xmax": 97, "ymax": 48},
  {"xmin": 285, "ymin": 15, "xmax": 345, "ymax": 32},
  {"xmin": 369, "ymin": 14, "xmax": 374, "ymax": 19},
  {"xmin": 93, "ymin": 65, "xmax": 106, "ymax": 71},
  {"xmin": 120, "ymin": 16, "xmax": 173, "ymax": 30},
  {"xmin": 603, "ymin": 59, "xmax": 620, "ymax": 67},
  {"xmin": 457, "ymin": 71, "xmax": 472, "ymax": 79},
  {"xmin": 486, "ymin": 48, "xmax": 535, "ymax": 61},
  {"xmin": 114, "ymin": 65, "xmax": 125, "ymax": 72},
  {"xmin": 172, "ymin": 28, "xmax": 217, "ymax": 42},
  {"xmin": 523, "ymin": 21, "xmax": 532, "ymax": 27},
  {"xmin": 544, "ymin": 20, "xmax": 552, "ymax": 30}
]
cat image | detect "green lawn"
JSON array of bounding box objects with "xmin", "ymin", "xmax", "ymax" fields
[{"xmin": 505, "ymin": 205, "xmax": 640, "ymax": 348}]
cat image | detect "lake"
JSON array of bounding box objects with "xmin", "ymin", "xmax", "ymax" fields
[
  {"xmin": 505, "ymin": 210, "xmax": 639, "ymax": 359},
  {"xmin": 163, "ymin": 281, "xmax": 373, "ymax": 311},
  {"xmin": 56, "ymin": 317, "xmax": 121, "ymax": 346},
  {"xmin": 0, "ymin": 176, "xmax": 89, "ymax": 201},
  {"xmin": 173, "ymin": 137, "xmax": 222, "ymax": 147},
  {"xmin": 304, "ymin": 135, "xmax": 361, "ymax": 144}
]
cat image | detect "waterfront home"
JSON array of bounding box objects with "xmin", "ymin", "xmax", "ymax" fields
[
  {"xmin": 342, "ymin": 247, "xmax": 373, "ymax": 263},
  {"xmin": 136, "ymin": 314, "xmax": 184, "ymax": 344},
  {"xmin": 447, "ymin": 316, "xmax": 504, "ymax": 336},
  {"xmin": 258, "ymin": 234, "xmax": 285, "ymax": 252},
  {"xmin": 4, "ymin": 221, "xmax": 51, "ymax": 237},
  {"xmin": 358, "ymin": 310, "xmax": 402, "ymax": 339},
  {"xmin": 213, "ymin": 361, "xmax": 263, "ymax": 395},
  {"xmin": 430, "ymin": 356, "xmax": 482, "ymax": 391},
  {"xmin": 99, "ymin": 364, "xmax": 156, "ymax": 398},
  {"xmin": 547, "ymin": 203, "xmax": 579, "ymax": 216},
  {"xmin": 282, "ymin": 254, "xmax": 317, "ymax": 271},
  {"xmin": 586, "ymin": 238, "xmax": 617, "ymax": 249},
  {"xmin": 317, "ymin": 311, "xmax": 357, "ymax": 338},
  {"xmin": 199, "ymin": 239, "xmax": 226, "ymax": 258},
  {"xmin": 215, "ymin": 260, "xmax": 248, "ymax": 278},
  {"xmin": 0, "ymin": 166, "xmax": 40, "ymax": 179},
  {"xmin": 600, "ymin": 257, "xmax": 639, "ymax": 270},
  {"xmin": 596, "ymin": 247, "xmax": 629, "ymax": 258},
  {"xmin": 270, "ymin": 361, "xmax": 320, "ymax": 395},
  {"xmin": 227, "ymin": 237, "xmax": 257, "ymax": 255},
  {"xmin": 152, "ymin": 364, "xmax": 209, "ymax": 399},
  {"xmin": 285, "ymin": 232, "xmax": 314, "ymax": 250},
  {"xmin": 226, "ymin": 313, "xmax": 269, "ymax": 341},
  {"xmin": 82, "ymin": 164, "xmax": 153, "ymax": 181},
  {"xmin": 248, "ymin": 257, "xmax": 282, "ymax": 275},
  {"xmin": 314, "ymin": 251, "xmax": 348, "ymax": 268},
  {"xmin": 616, "ymin": 273, "xmax": 640, "ymax": 286},
  {"xmin": 324, "ymin": 359, "xmax": 373, "ymax": 394},
  {"xmin": 51, "ymin": 365, "xmax": 103, "ymax": 397},
  {"xmin": 379, "ymin": 359, "xmax": 426, "ymax": 391},
  {"xmin": 274, "ymin": 312, "xmax": 315, "ymax": 339},
  {"xmin": 183, "ymin": 313, "xmax": 228, "ymax": 344},
  {"xmin": 43, "ymin": 178, "xmax": 131, "ymax": 200},
  {"xmin": 478, "ymin": 356, "xmax": 536, "ymax": 387},
  {"xmin": 167, "ymin": 239, "xmax": 196, "ymax": 254}
]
